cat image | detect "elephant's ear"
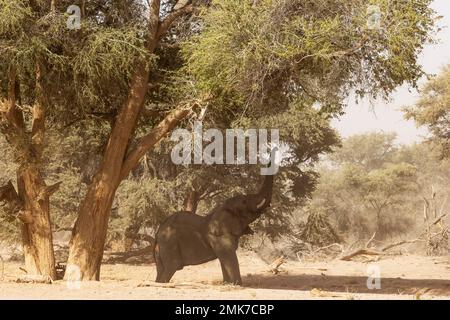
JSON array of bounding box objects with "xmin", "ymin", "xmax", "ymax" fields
[{"xmin": 207, "ymin": 210, "xmax": 244, "ymax": 237}]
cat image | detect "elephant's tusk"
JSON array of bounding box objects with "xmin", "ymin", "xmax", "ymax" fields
[{"xmin": 256, "ymin": 199, "xmax": 266, "ymax": 209}]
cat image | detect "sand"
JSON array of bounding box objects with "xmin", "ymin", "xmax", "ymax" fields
[{"xmin": 1, "ymin": 251, "xmax": 450, "ymax": 300}]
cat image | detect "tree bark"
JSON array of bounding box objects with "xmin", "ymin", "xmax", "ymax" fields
[
  {"xmin": 66, "ymin": 0, "xmax": 194, "ymax": 280},
  {"xmin": 50, "ymin": 0, "xmax": 56, "ymax": 12},
  {"xmin": 0, "ymin": 62, "xmax": 57, "ymax": 279},
  {"xmin": 124, "ymin": 215, "xmax": 145, "ymax": 251},
  {"xmin": 17, "ymin": 166, "xmax": 56, "ymax": 279},
  {"xmin": 183, "ymin": 189, "xmax": 200, "ymax": 214}
]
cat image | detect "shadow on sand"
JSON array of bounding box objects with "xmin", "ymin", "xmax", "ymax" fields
[{"xmin": 243, "ymin": 273, "xmax": 450, "ymax": 296}]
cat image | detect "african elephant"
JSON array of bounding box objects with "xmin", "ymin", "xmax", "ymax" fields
[{"xmin": 154, "ymin": 169, "xmax": 275, "ymax": 285}]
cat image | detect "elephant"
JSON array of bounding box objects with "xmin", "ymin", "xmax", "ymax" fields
[{"xmin": 154, "ymin": 166, "xmax": 275, "ymax": 285}]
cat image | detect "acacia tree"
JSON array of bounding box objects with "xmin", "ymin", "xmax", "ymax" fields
[
  {"xmin": 0, "ymin": 0, "xmax": 197, "ymax": 279},
  {"xmin": 64, "ymin": 0, "xmax": 201, "ymax": 280},
  {"xmin": 178, "ymin": 0, "xmax": 437, "ymax": 245},
  {"xmin": 0, "ymin": 0, "xmax": 62, "ymax": 278}
]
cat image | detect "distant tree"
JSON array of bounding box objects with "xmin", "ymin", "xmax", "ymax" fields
[
  {"xmin": 308, "ymin": 133, "xmax": 419, "ymax": 240},
  {"xmin": 329, "ymin": 132, "xmax": 397, "ymax": 170},
  {"xmin": 0, "ymin": 0, "xmax": 195, "ymax": 279},
  {"xmin": 405, "ymin": 65, "xmax": 450, "ymax": 157}
]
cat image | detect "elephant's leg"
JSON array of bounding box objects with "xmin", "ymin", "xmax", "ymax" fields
[
  {"xmin": 218, "ymin": 250, "xmax": 242, "ymax": 285},
  {"xmin": 209, "ymin": 237, "xmax": 242, "ymax": 285},
  {"xmin": 155, "ymin": 241, "xmax": 182, "ymax": 283},
  {"xmin": 218, "ymin": 259, "xmax": 232, "ymax": 283},
  {"xmin": 159, "ymin": 267, "xmax": 177, "ymax": 283},
  {"xmin": 155, "ymin": 260, "xmax": 177, "ymax": 283}
]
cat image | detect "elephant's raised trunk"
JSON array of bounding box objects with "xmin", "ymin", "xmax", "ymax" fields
[
  {"xmin": 255, "ymin": 148, "xmax": 277, "ymax": 211},
  {"xmin": 256, "ymin": 174, "xmax": 274, "ymax": 210},
  {"xmin": 258, "ymin": 176, "xmax": 274, "ymax": 206}
]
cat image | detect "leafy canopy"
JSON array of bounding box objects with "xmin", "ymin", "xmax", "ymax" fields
[
  {"xmin": 183, "ymin": 0, "xmax": 437, "ymax": 118},
  {"xmin": 405, "ymin": 65, "xmax": 450, "ymax": 157}
]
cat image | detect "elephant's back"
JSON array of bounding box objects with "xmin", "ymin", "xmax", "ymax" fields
[{"xmin": 156, "ymin": 211, "xmax": 208, "ymax": 238}]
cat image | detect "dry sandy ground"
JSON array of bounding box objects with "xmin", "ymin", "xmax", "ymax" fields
[{"xmin": 1, "ymin": 251, "xmax": 450, "ymax": 300}]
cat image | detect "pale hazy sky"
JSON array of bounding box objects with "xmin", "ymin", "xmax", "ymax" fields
[{"xmin": 332, "ymin": 0, "xmax": 450, "ymax": 144}]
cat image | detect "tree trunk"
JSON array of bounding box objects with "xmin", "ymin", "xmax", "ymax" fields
[
  {"xmin": 124, "ymin": 216, "xmax": 144, "ymax": 251},
  {"xmin": 17, "ymin": 166, "xmax": 56, "ymax": 279},
  {"xmin": 65, "ymin": 80, "xmax": 191, "ymax": 280},
  {"xmin": 183, "ymin": 190, "xmax": 200, "ymax": 214},
  {"xmin": 66, "ymin": 59, "xmax": 152, "ymax": 279}
]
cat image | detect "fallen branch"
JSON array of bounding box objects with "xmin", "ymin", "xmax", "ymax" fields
[
  {"xmin": 381, "ymin": 238, "xmax": 423, "ymax": 252},
  {"xmin": 382, "ymin": 211, "xmax": 449, "ymax": 252},
  {"xmin": 365, "ymin": 232, "xmax": 377, "ymax": 248},
  {"xmin": 16, "ymin": 275, "xmax": 53, "ymax": 284},
  {"xmin": 137, "ymin": 281, "xmax": 212, "ymax": 289},
  {"xmin": 312, "ymin": 243, "xmax": 344, "ymax": 254},
  {"xmin": 340, "ymin": 249, "xmax": 384, "ymax": 261},
  {"xmin": 342, "ymin": 211, "xmax": 450, "ymax": 260},
  {"xmin": 269, "ymin": 256, "xmax": 285, "ymax": 274}
]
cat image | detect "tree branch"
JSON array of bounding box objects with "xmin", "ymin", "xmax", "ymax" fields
[
  {"xmin": 1, "ymin": 66, "xmax": 25, "ymax": 135},
  {"xmin": 0, "ymin": 181, "xmax": 19, "ymax": 204},
  {"xmin": 120, "ymin": 106, "xmax": 192, "ymax": 179},
  {"xmin": 37, "ymin": 181, "xmax": 62, "ymax": 202},
  {"xmin": 31, "ymin": 59, "xmax": 47, "ymax": 159},
  {"xmin": 340, "ymin": 248, "xmax": 384, "ymax": 261},
  {"xmin": 157, "ymin": 1, "xmax": 194, "ymax": 39},
  {"xmin": 50, "ymin": 0, "xmax": 56, "ymax": 12},
  {"xmin": 0, "ymin": 181, "xmax": 25, "ymax": 220},
  {"xmin": 381, "ymin": 211, "xmax": 450, "ymax": 252}
]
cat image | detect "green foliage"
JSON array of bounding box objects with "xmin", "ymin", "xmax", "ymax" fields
[
  {"xmin": 308, "ymin": 133, "xmax": 423, "ymax": 240},
  {"xmin": 0, "ymin": 0, "xmax": 32, "ymax": 37},
  {"xmin": 70, "ymin": 27, "xmax": 154, "ymax": 111},
  {"xmin": 329, "ymin": 132, "xmax": 397, "ymax": 169},
  {"xmin": 183, "ymin": 0, "xmax": 437, "ymax": 116},
  {"xmin": 109, "ymin": 178, "xmax": 179, "ymax": 245},
  {"xmin": 405, "ymin": 65, "xmax": 450, "ymax": 157},
  {"xmin": 0, "ymin": 1, "xmax": 153, "ymax": 122}
]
